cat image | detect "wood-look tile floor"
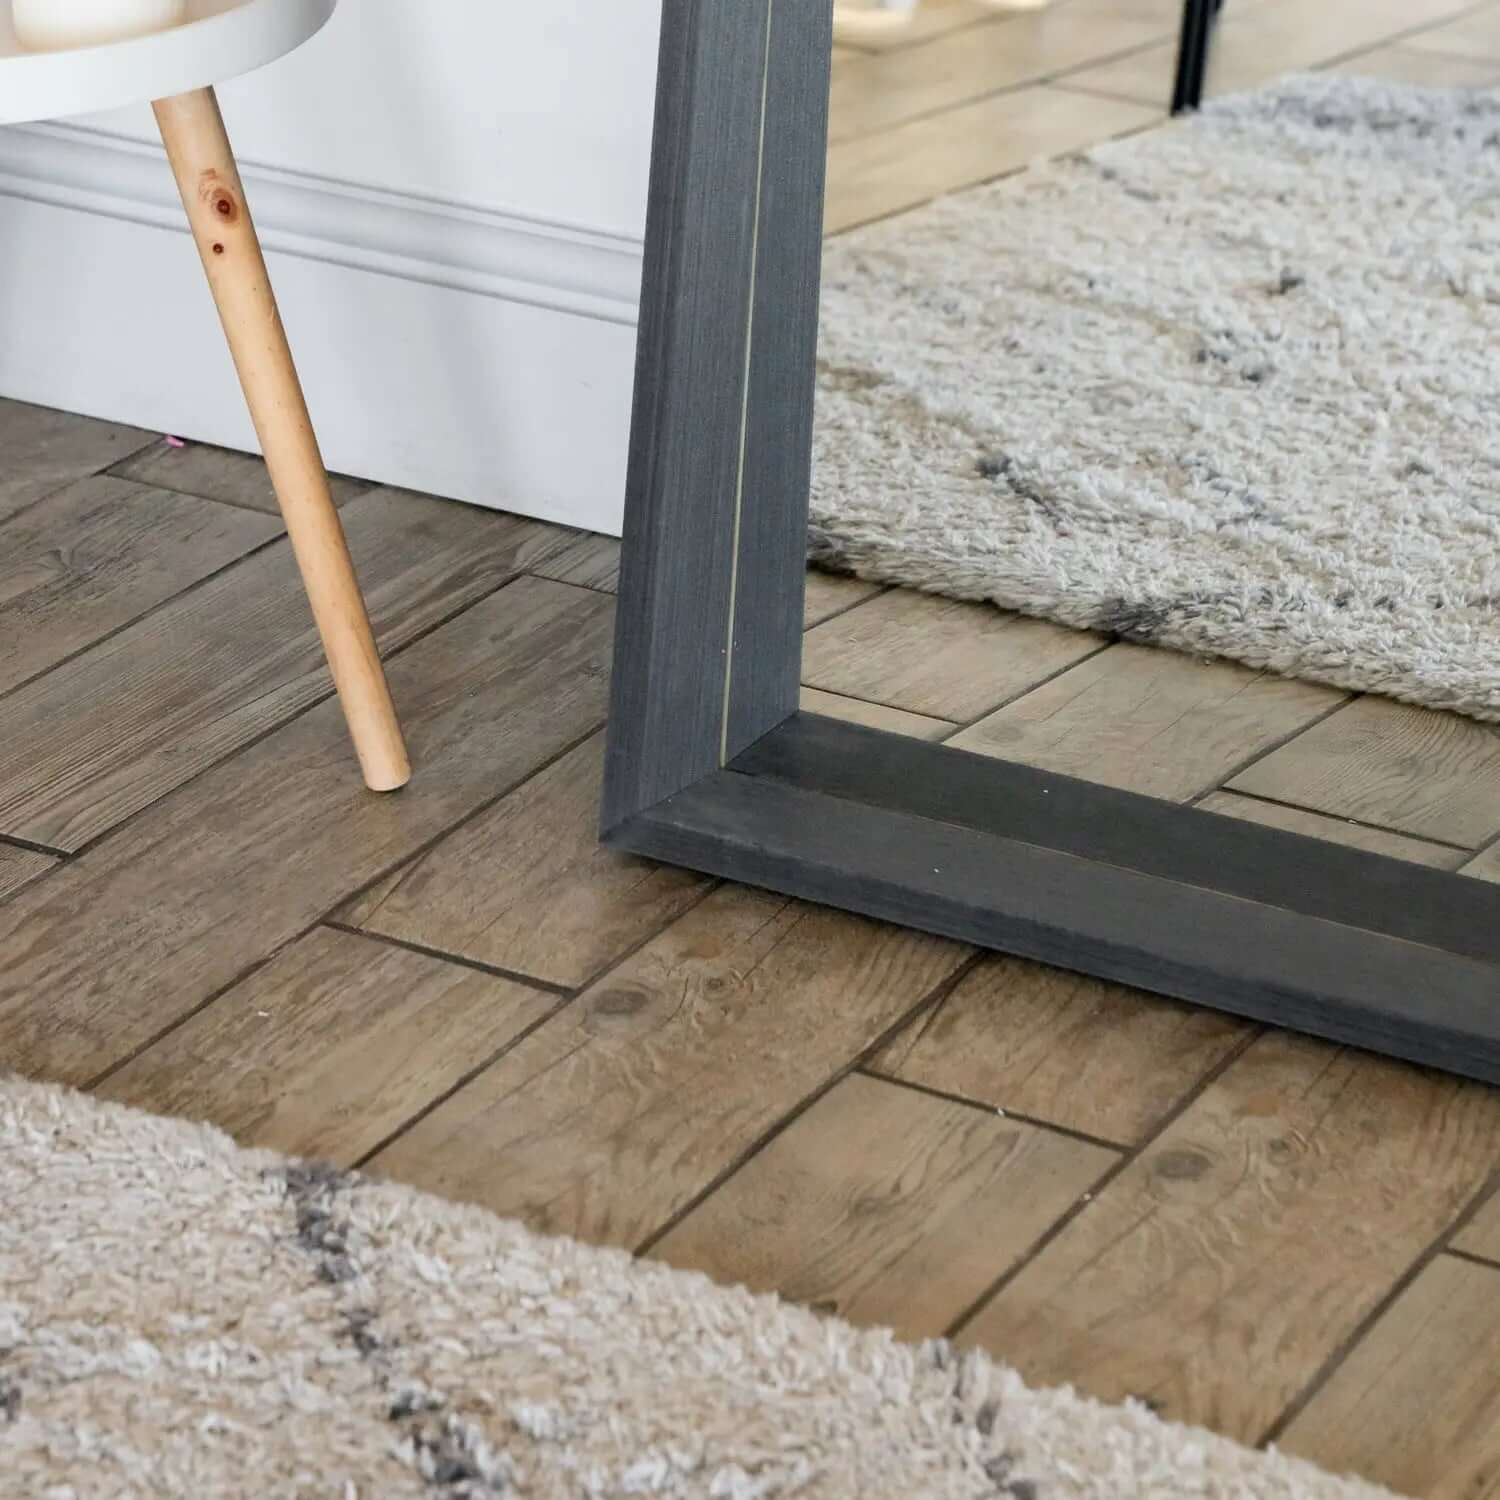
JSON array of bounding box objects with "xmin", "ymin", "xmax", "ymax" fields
[{"xmin": 6, "ymin": 4, "xmax": 1500, "ymax": 1491}]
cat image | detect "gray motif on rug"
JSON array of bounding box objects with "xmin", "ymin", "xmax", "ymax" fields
[
  {"xmin": 812, "ymin": 75, "xmax": 1500, "ymax": 720},
  {"xmin": 0, "ymin": 1076, "xmax": 1395, "ymax": 1498}
]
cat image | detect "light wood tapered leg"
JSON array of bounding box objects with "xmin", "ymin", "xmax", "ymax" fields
[{"xmin": 152, "ymin": 86, "xmax": 410, "ymax": 792}]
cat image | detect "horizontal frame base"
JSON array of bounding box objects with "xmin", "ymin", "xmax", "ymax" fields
[
  {"xmin": 606, "ymin": 713, "xmax": 1500, "ymax": 1088},
  {"xmin": 602, "ymin": 2, "xmax": 1500, "ymax": 1098}
]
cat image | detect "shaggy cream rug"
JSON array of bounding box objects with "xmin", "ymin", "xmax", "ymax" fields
[
  {"xmin": 813, "ymin": 75, "xmax": 1500, "ymax": 720},
  {"xmin": 0, "ymin": 1076, "xmax": 1397, "ymax": 1498}
]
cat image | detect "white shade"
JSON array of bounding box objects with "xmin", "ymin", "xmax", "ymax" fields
[
  {"xmin": 0, "ymin": 0, "xmax": 335, "ymax": 125},
  {"xmin": 12, "ymin": 0, "xmax": 189, "ymax": 50}
]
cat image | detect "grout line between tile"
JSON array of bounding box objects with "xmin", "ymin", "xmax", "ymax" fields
[
  {"xmin": 829, "ymin": 109, "xmax": 1164, "ymax": 237},
  {"xmin": 346, "ymin": 881, "xmax": 732, "ymax": 1170},
  {"xmin": 55, "ymin": 570, "xmax": 558, "ymax": 863},
  {"xmin": 0, "ymin": 830, "xmax": 69, "ymax": 860},
  {"xmin": 801, "ymin": 581, "xmax": 893, "ymax": 634},
  {"xmin": 83, "ymin": 693, "xmax": 606, "ymax": 1094},
  {"xmin": 0, "ymin": 525, "xmax": 290, "ymax": 711},
  {"xmin": 1200, "ymin": 787, "xmax": 1476, "ymax": 856},
  {"xmin": 857, "ymin": 1066, "xmax": 1128, "ymax": 1154},
  {"xmin": 1260, "ymin": 1162, "xmax": 1500, "ymax": 1446},
  {"xmin": 1445, "ymin": 1244, "xmax": 1500, "ymax": 1273},
  {"xmin": 1188, "ymin": 692, "xmax": 1356, "ymax": 805},
  {"xmin": 320, "ymin": 922, "xmax": 575, "ymax": 998},
  {"xmin": 349, "ymin": 992, "xmax": 580, "ymax": 1172},
  {"xmin": 944, "ymin": 1025, "xmax": 1262, "ymax": 1340},
  {"xmin": 633, "ymin": 951, "xmax": 987, "ymax": 1258},
  {"xmin": 829, "ymin": 31, "xmax": 1175, "ymax": 148}
]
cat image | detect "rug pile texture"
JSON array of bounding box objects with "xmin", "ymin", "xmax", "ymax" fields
[
  {"xmin": 0, "ymin": 1075, "xmax": 1396, "ymax": 1497},
  {"xmin": 813, "ymin": 75, "xmax": 1500, "ymax": 718}
]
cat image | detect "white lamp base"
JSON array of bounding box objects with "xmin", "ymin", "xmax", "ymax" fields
[{"xmin": 12, "ymin": 0, "xmax": 188, "ymax": 51}]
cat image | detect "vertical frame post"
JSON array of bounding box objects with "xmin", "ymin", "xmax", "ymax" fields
[
  {"xmin": 724, "ymin": 2, "xmax": 832, "ymax": 753},
  {"xmin": 602, "ymin": 0, "xmax": 832, "ymax": 832}
]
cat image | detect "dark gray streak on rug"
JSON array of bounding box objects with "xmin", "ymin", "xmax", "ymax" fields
[{"xmin": 0, "ymin": 1076, "xmax": 1392, "ymax": 1497}]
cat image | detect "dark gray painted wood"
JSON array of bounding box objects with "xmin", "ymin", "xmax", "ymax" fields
[
  {"xmin": 600, "ymin": 1, "xmax": 1500, "ymax": 1093},
  {"xmin": 609, "ymin": 769, "xmax": 1500, "ymax": 1088},
  {"xmin": 733, "ymin": 713, "xmax": 1500, "ymax": 965},
  {"xmin": 601, "ymin": 0, "xmax": 778, "ymax": 832},
  {"xmin": 724, "ymin": 0, "xmax": 833, "ymax": 752}
]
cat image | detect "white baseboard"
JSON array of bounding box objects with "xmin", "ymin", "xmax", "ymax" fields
[{"xmin": 0, "ymin": 121, "xmax": 644, "ymax": 533}]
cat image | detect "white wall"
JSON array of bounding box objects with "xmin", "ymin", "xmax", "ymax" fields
[{"xmin": 0, "ymin": 1, "xmax": 660, "ymax": 532}]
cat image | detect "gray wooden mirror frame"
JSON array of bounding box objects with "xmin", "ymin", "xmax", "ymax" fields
[{"xmin": 600, "ymin": 0, "xmax": 1500, "ymax": 1087}]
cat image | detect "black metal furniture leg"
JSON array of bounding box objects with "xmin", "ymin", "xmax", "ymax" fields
[{"xmin": 1171, "ymin": 0, "xmax": 1217, "ymax": 114}]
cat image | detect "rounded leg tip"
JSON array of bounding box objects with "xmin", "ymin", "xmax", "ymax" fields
[
  {"xmin": 361, "ymin": 749, "xmax": 412, "ymax": 793},
  {"xmin": 352, "ymin": 722, "xmax": 410, "ymax": 793},
  {"xmin": 364, "ymin": 768, "xmax": 412, "ymax": 794}
]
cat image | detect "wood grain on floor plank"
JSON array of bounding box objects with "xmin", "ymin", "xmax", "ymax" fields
[
  {"xmin": 1279, "ymin": 1255, "xmax": 1500, "ymax": 1500},
  {"xmin": 0, "ymin": 489, "xmax": 572, "ymax": 852},
  {"xmin": 829, "ymin": 0, "xmax": 1175, "ymax": 143},
  {"xmin": 370, "ymin": 886, "xmax": 970, "ymax": 1250},
  {"xmin": 1054, "ymin": 20, "xmax": 1244, "ymax": 104},
  {"xmin": 825, "ymin": 84, "xmax": 1159, "ymax": 234},
  {"xmin": 652, "ymin": 1071, "xmax": 1115, "ymax": 1341},
  {"xmin": 802, "ymin": 571, "xmax": 883, "ymax": 629},
  {"xmin": 1452, "ymin": 1189, "xmax": 1500, "ymax": 1263},
  {"xmin": 868, "ymin": 953, "xmax": 1248, "ymax": 1144},
  {"xmin": 958, "ymin": 1032, "xmax": 1500, "ymax": 1441},
  {"xmin": 1406, "ymin": 3, "xmax": 1500, "ymax": 58},
  {"xmin": 339, "ymin": 733, "xmax": 710, "ymax": 991},
  {"xmin": 0, "ymin": 575, "xmax": 612, "ymax": 1088},
  {"xmin": 0, "ymin": 398, "xmax": 155, "ymax": 520},
  {"xmin": 529, "ymin": 532, "xmax": 621, "ymax": 594},
  {"xmin": 802, "ymin": 588, "xmax": 1104, "ymax": 722},
  {"xmin": 1195, "ymin": 790, "xmax": 1465, "ymax": 869},
  {"xmin": 0, "ymin": 475, "xmax": 279, "ymax": 697},
  {"xmin": 1327, "ymin": 42, "xmax": 1500, "ymax": 86},
  {"xmin": 0, "ymin": 843, "xmax": 54, "ymax": 901},
  {"xmin": 950, "ymin": 642, "xmax": 1344, "ymax": 802},
  {"xmin": 98, "ymin": 925, "xmax": 558, "ymax": 1165},
  {"xmin": 1230, "ymin": 697, "xmax": 1500, "ymax": 848},
  {"xmin": 799, "ymin": 687, "xmax": 955, "ymax": 739},
  {"xmin": 111, "ymin": 438, "xmax": 370, "ymax": 514},
  {"xmin": 1, "ymin": 21, "xmax": 1493, "ymax": 1487}
]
